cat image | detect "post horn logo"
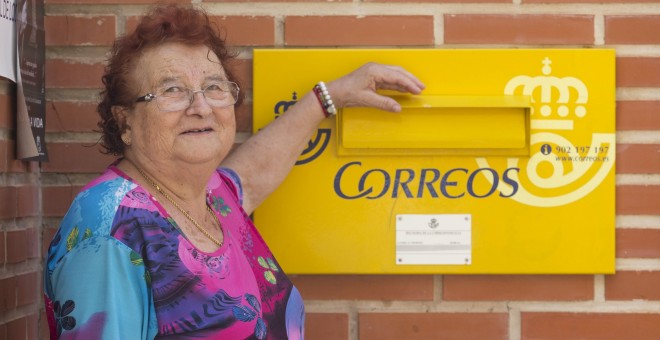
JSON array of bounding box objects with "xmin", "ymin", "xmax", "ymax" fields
[
  {"xmin": 476, "ymin": 57, "xmax": 615, "ymax": 207},
  {"xmin": 274, "ymin": 92, "xmax": 331, "ymax": 165}
]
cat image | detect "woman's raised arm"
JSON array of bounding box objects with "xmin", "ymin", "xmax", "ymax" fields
[{"xmin": 221, "ymin": 63, "xmax": 425, "ymax": 214}]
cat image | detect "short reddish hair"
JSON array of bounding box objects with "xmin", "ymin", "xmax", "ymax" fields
[{"xmin": 97, "ymin": 4, "xmax": 242, "ymax": 155}]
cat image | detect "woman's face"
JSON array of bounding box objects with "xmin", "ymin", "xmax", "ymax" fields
[{"xmin": 121, "ymin": 42, "xmax": 236, "ymax": 168}]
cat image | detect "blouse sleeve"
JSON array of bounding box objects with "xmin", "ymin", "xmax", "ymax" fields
[
  {"xmin": 218, "ymin": 167, "xmax": 244, "ymax": 205},
  {"xmin": 46, "ymin": 236, "xmax": 157, "ymax": 339}
]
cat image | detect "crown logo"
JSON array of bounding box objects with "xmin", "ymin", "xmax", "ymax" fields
[{"xmin": 504, "ymin": 57, "xmax": 588, "ymax": 131}]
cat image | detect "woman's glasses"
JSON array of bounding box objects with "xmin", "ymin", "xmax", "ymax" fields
[{"xmin": 136, "ymin": 81, "xmax": 239, "ymax": 112}]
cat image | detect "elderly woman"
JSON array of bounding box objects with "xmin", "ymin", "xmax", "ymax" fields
[{"xmin": 44, "ymin": 4, "xmax": 424, "ymax": 340}]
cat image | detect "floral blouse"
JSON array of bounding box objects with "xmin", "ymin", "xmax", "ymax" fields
[{"xmin": 44, "ymin": 162, "xmax": 304, "ymax": 339}]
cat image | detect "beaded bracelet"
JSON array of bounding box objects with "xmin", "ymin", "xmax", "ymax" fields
[{"xmin": 312, "ymin": 81, "xmax": 337, "ymax": 118}]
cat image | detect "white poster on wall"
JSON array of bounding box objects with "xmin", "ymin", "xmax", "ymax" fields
[
  {"xmin": 17, "ymin": 0, "xmax": 46, "ymax": 160},
  {"xmin": 0, "ymin": 0, "xmax": 16, "ymax": 81}
]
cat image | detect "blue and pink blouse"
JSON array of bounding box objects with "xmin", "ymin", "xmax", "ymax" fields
[{"xmin": 44, "ymin": 162, "xmax": 304, "ymax": 339}]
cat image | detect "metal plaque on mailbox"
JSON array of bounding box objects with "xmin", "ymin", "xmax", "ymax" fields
[{"xmin": 252, "ymin": 49, "xmax": 615, "ymax": 274}]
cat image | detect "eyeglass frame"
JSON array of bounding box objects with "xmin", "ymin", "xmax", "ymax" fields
[{"xmin": 135, "ymin": 81, "xmax": 240, "ymax": 112}]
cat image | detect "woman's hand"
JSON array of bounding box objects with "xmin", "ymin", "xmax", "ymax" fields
[{"xmin": 327, "ymin": 62, "xmax": 426, "ymax": 113}]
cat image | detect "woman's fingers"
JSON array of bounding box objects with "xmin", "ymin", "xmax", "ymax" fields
[
  {"xmin": 359, "ymin": 91, "xmax": 403, "ymax": 112},
  {"xmin": 329, "ymin": 62, "xmax": 425, "ymax": 111},
  {"xmin": 378, "ymin": 65, "xmax": 426, "ymax": 94}
]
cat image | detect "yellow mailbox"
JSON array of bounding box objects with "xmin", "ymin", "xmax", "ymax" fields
[{"xmin": 252, "ymin": 49, "xmax": 615, "ymax": 274}]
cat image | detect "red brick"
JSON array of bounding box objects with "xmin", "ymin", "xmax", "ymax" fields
[
  {"xmin": 27, "ymin": 313, "xmax": 37, "ymax": 340},
  {"xmin": 26, "ymin": 227, "xmax": 39, "ymax": 259},
  {"xmin": 369, "ymin": 0, "xmax": 507, "ymax": 2},
  {"xmin": 617, "ymin": 101, "xmax": 660, "ymax": 131},
  {"xmin": 230, "ymin": 59, "xmax": 252, "ymax": 91},
  {"xmin": 606, "ymin": 16, "xmax": 660, "ymax": 44},
  {"xmin": 522, "ymin": 312, "xmax": 660, "ymax": 339},
  {"xmin": 125, "ymin": 15, "xmax": 140, "ymax": 33},
  {"xmin": 6, "ymin": 230, "xmax": 28, "ymax": 263},
  {"xmin": 41, "ymin": 143, "xmax": 114, "ymax": 173},
  {"xmin": 45, "ymin": 16, "xmax": 116, "ymax": 46},
  {"xmin": 46, "ymin": 0, "xmax": 186, "ymax": 3},
  {"xmin": 0, "ymin": 139, "xmax": 7, "ymax": 173},
  {"xmin": 292, "ymin": 275, "xmax": 434, "ymax": 301},
  {"xmin": 306, "ymin": 313, "xmax": 348, "ymax": 340},
  {"xmin": 443, "ymin": 275, "xmax": 593, "ymax": 301},
  {"xmin": 606, "ymin": 271, "xmax": 660, "ymax": 301},
  {"xmin": 125, "ymin": 16, "xmax": 274, "ymax": 46},
  {"xmin": 46, "ymin": 59, "xmax": 105, "ymax": 89},
  {"xmin": 9, "ymin": 150, "xmax": 30, "ymax": 173},
  {"xmin": 39, "ymin": 310, "xmax": 50, "ymax": 340},
  {"xmin": 618, "ymin": 57, "xmax": 660, "ymax": 87},
  {"xmin": 6, "ymin": 317, "xmax": 27, "ymax": 340},
  {"xmin": 616, "ymin": 185, "xmax": 660, "ymax": 215},
  {"xmin": 285, "ymin": 16, "xmax": 434, "ymax": 46},
  {"xmin": 16, "ymin": 272, "xmax": 38, "ymax": 307},
  {"xmin": 0, "ymin": 140, "xmax": 29, "ymax": 173},
  {"xmin": 203, "ymin": 0, "xmax": 351, "ymax": 2},
  {"xmin": 445, "ymin": 14, "xmax": 594, "ymax": 45},
  {"xmin": 235, "ymin": 103, "xmax": 252, "ymax": 133},
  {"xmin": 17, "ymin": 185, "xmax": 38, "ymax": 217},
  {"xmin": 43, "ymin": 186, "xmax": 77, "ymax": 217},
  {"xmin": 0, "ymin": 232, "xmax": 5, "ymax": 264},
  {"xmin": 616, "ymin": 144, "xmax": 660, "ymax": 174},
  {"xmin": 0, "ymin": 277, "xmax": 17, "ymax": 312},
  {"xmin": 46, "ymin": 101, "xmax": 99, "ymax": 133},
  {"xmin": 27, "ymin": 161, "xmax": 39, "ymax": 173},
  {"xmin": 616, "ymin": 229, "xmax": 660, "ymax": 258},
  {"xmin": 527, "ymin": 0, "xmax": 660, "ymax": 3},
  {"xmin": 359, "ymin": 313, "xmax": 508, "ymax": 340},
  {"xmin": 8, "ymin": 148, "xmax": 29, "ymax": 173},
  {"xmin": 0, "ymin": 91, "xmax": 15, "ymax": 129},
  {"xmin": 0, "ymin": 186, "xmax": 18, "ymax": 218},
  {"xmin": 211, "ymin": 16, "xmax": 274, "ymax": 46}
]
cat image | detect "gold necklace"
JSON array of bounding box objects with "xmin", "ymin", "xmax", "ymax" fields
[{"xmin": 129, "ymin": 161, "xmax": 223, "ymax": 248}]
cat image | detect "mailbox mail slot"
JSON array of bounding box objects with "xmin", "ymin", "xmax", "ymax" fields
[{"xmin": 340, "ymin": 95, "xmax": 531, "ymax": 156}]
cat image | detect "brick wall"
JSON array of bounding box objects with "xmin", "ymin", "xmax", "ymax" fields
[
  {"xmin": 0, "ymin": 0, "xmax": 658, "ymax": 339},
  {"xmin": 0, "ymin": 76, "xmax": 42, "ymax": 337}
]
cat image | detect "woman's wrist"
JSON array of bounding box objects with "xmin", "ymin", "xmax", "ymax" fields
[{"xmin": 312, "ymin": 81, "xmax": 337, "ymax": 118}]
